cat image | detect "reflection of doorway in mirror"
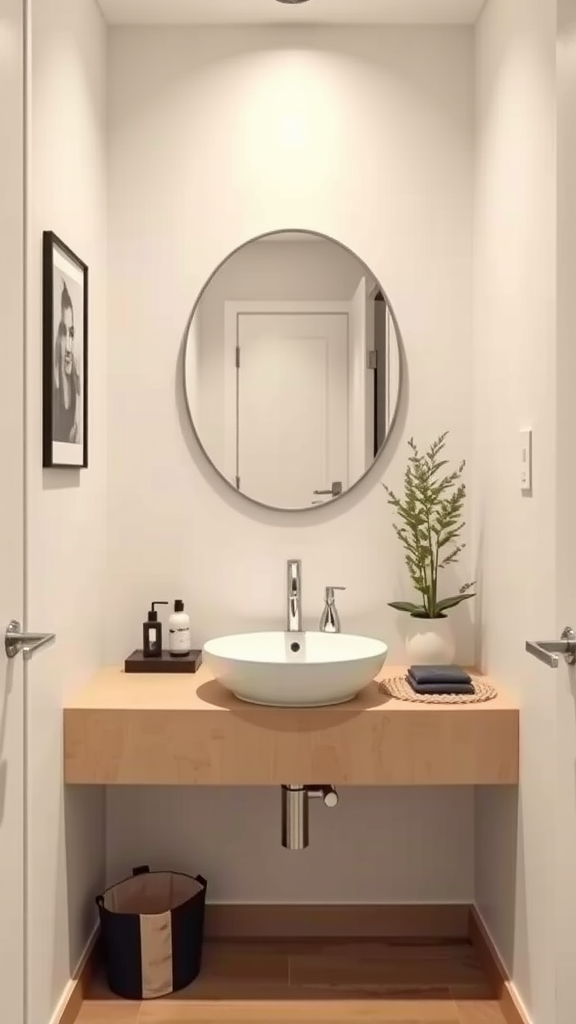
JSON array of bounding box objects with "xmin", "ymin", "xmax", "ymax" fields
[
  {"xmin": 184, "ymin": 230, "xmax": 403, "ymax": 510},
  {"xmin": 372, "ymin": 290, "xmax": 400, "ymax": 456},
  {"xmin": 233, "ymin": 308, "xmax": 349, "ymax": 509}
]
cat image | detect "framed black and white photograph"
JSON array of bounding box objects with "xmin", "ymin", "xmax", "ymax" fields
[{"xmin": 43, "ymin": 231, "xmax": 88, "ymax": 468}]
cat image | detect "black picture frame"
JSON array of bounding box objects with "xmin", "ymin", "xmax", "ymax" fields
[{"xmin": 42, "ymin": 231, "xmax": 89, "ymax": 469}]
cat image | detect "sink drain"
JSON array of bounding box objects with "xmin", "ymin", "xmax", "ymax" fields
[{"xmin": 281, "ymin": 785, "xmax": 339, "ymax": 849}]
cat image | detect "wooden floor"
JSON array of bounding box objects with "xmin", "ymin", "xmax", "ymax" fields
[{"xmin": 76, "ymin": 939, "xmax": 507, "ymax": 1024}]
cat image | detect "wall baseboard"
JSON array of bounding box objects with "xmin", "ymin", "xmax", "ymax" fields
[
  {"xmin": 204, "ymin": 902, "xmax": 471, "ymax": 939},
  {"xmin": 469, "ymin": 907, "xmax": 531, "ymax": 1024},
  {"xmin": 50, "ymin": 928, "xmax": 101, "ymax": 1024}
]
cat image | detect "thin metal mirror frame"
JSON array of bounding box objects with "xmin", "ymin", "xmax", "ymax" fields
[{"xmin": 182, "ymin": 228, "xmax": 405, "ymax": 514}]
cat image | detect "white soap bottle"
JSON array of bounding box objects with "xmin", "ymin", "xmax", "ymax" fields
[{"xmin": 168, "ymin": 599, "xmax": 191, "ymax": 658}]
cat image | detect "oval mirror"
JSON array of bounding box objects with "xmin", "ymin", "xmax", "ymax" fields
[{"xmin": 184, "ymin": 230, "xmax": 402, "ymax": 511}]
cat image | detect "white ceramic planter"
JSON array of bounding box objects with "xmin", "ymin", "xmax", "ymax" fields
[{"xmin": 404, "ymin": 616, "xmax": 456, "ymax": 666}]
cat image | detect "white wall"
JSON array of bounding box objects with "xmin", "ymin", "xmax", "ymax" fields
[
  {"xmin": 106, "ymin": 786, "xmax": 474, "ymax": 902},
  {"xmin": 349, "ymin": 276, "xmax": 369, "ymax": 481},
  {"xmin": 473, "ymin": 0, "xmax": 557, "ymax": 1021},
  {"xmin": 106, "ymin": 26, "xmax": 475, "ymax": 903},
  {"xmin": 26, "ymin": 2, "xmax": 107, "ymax": 1022}
]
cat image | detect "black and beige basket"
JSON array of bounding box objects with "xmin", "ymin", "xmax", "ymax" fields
[{"xmin": 96, "ymin": 866, "xmax": 207, "ymax": 1000}]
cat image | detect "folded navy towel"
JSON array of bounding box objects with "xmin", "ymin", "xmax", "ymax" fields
[
  {"xmin": 409, "ymin": 665, "xmax": 473, "ymax": 685},
  {"xmin": 406, "ymin": 674, "xmax": 475, "ymax": 696}
]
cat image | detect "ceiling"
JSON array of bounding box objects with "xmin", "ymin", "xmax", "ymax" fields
[{"xmin": 99, "ymin": 0, "xmax": 487, "ymax": 27}]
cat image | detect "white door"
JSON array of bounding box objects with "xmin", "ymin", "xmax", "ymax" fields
[
  {"xmin": 237, "ymin": 313, "xmax": 349, "ymax": 508},
  {"xmin": 0, "ymin": 1, "xmax": 25, "ymax": 1021},
  {"xmin": 555, "ymin": 14, "xmax": 576, "ymax": 1021}
]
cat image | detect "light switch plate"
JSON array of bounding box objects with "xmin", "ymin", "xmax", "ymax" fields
[{"xmin": 520, "ymin": 428, "xmax": 532, "ymax": 492}]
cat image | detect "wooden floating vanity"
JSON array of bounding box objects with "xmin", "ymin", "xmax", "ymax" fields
[{"xmin": 63, "ymin": 666, "xmax": 519, "ymax": 786}]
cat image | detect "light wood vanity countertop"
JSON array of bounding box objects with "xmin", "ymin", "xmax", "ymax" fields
[{"xmin": 63, "ymin": 666, "xmax": 519, "ymax": 787}]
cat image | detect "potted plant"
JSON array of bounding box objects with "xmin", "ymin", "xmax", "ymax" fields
[{"xmin": 384, "ymin": 432, "xmax": 475, "ymax": 665}]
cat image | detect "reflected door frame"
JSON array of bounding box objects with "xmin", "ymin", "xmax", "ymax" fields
[{"xmin": 223, "ymin": 300, "xmax": 352, "ymax": 495}]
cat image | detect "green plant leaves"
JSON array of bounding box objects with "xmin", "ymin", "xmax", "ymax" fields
[
  {"xmin": 384, "ymin": 432, "xmax": 475, "ymax": 618},
  {"xmin": 435, "ymin": 593, "xmax": 476, "ymax": 614},
  {"xmin": 388, "ymin": 601, "xmax": 428, "ymax": 615}
]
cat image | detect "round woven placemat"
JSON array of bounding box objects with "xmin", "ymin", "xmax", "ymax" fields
[{"xmin": 379, "ymin": 675, "xmax": 497, "ymax": 704}]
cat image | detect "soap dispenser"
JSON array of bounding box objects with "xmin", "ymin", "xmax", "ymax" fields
[
  {"xmin": 143, "ymin": 601, "xmax": 168, "ymax": 658},
  {"xmin": 319, "ymin": 587, "xmax": 346, "ymax": 634},
  {"xmin": 168, "ymin": 600, "xmax": 191, "ymax": 658}
]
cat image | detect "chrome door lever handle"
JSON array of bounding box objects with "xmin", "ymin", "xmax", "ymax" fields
[
  {"xmin": 5, "ymin": 620, "xmax": 56, "ymax": 660},
  {"xmin": 525, "ymin": 626, "xmax": 576, "ymax": 668},
  {"xmin": 313, "ymin": 481, "xmax": 343, "ymax": 498}
]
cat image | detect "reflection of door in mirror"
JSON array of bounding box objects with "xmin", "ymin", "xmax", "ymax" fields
[
  {"xmin": 234, "ymin": 310, "xmax": 349, "ymax": 509},
  {"xmin": 184, "ymin": 230, "xmax": 403, "ymax": 511}
]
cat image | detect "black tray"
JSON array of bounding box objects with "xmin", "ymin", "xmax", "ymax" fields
[{"xmin": 124, "ymin": 649, "xmax": 203, "ymax": 673}]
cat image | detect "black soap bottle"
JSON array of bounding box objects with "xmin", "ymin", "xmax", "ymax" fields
[{"xmin": 143, "ymin": 602, "xmax": 168, "ymax": 658}]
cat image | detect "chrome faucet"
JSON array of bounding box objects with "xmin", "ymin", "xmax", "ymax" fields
[
  {"xmin": 319, "ymin": 586, "xmax": 346, "ymax": 633},
  {"xmin": 286, "ymin": 560, "xmax": 302, "ymax": 632}
]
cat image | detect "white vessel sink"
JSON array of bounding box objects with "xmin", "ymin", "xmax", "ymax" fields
[{"xmin": 202, "ymin": 631, "xmax": 388, "ymax": 708}]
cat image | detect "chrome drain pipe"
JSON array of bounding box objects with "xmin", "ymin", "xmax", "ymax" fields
[{"xmin": 281, "ymin": 784, "xmax": 339, "ymax": 850}]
